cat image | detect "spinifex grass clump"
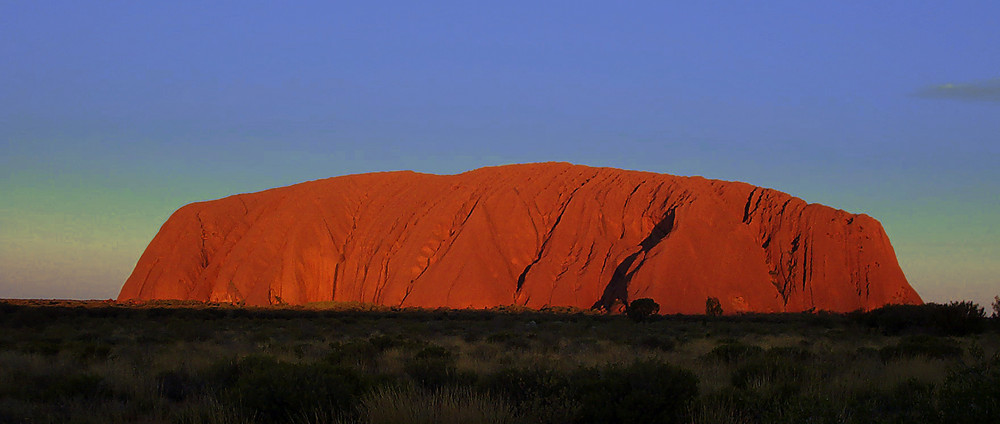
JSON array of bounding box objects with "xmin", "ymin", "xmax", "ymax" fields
[{"xmin": 354, "ymin": 386, "xmax": 518, "ymax": 424}]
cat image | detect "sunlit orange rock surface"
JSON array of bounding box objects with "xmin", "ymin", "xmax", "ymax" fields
[{"xmin": 119, "ymin": 163, "xmax": 922, "ymax": 313}]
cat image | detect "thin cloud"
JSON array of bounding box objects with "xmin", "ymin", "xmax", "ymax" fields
[{"xmin": 916, "ymin": 79, "xmax": 1000, "ymax": 102}]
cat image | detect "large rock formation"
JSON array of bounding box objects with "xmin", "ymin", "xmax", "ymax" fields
[{"xmin": 118, "ymin": 163, "xmax": 922, "ymax": 313}]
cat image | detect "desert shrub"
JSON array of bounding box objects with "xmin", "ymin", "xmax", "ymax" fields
[
  {"xmin": 939, "ymin": 301, "xmax": 987, "ymax": 334},
  {"xmin": 766, "ymin": 345, "xmax": 812, "ymax": 361},
  {"xmin": 1, "ymin": 369, "xmax": 113, "ymax": 405},
  {"xmin": 413, "ymin": 345, "xmax": 452, "ymax": 361},
  {"xmin": 730, "ymin": 356, "xmax": 807, "ymax": 392},
  {"xmin": 851, "ymin": 379, "xmax": 939, "ymax": 424},
  {"xmin": 404, "ymin": 345, "xmax": 472, "ymax": 389},
  {"xmin": 200, "ymin": 357, "xmax": 249, "ymax": 392},
  {"xmin": 711, "ymin": 378, "xmax": 938, "ymax": 424},
  {"xmin": 367, "ymin": 333, "xmax": 423, "ymax": 352},
  {"xmin": 858, "ymin": 302, "xmax": 986, "ymax": 335},
  {"xmin": 702, "ymin": 387, "xmax": 815, "ymax": 424},
  {"xmin": 0, "ymin": 356, "xmax": 111, "ymax": 404},
  {"xmin": 626, "ymin": 298, "xmax": 660, "ymax": 323},
  {"xmin": 479, "ymin": 367, "xmax": 578, "ymax": 424},
  {"xmin": 326, "ymin": 335, "xmax": 415, "ymax": 368},
  {"xmin": 0, "ymin": 301, "xmax": 20, "ymax": 316},
  {"xmin": 704, "ymin": 342, "xmax": 764, "ymax": 363},
  {"xmin": 485, "ymin": 332, "xmax": 532, "ymax": 349},
  {"xmin": 156, "ymin": 369, "xmax": 204, "ymax": 402},
  {"xmin": 40, "ymin": 372, "xmax": 113, "ymax": 402},
  {"xmin": 573, "ymin": 360, "xmax": 698, "ymax": 424},
  {"xmin": 2, "ymin": 306, "xmax": 60, "ymax": 328},
  {"xmin": 854, "ymin": 346, "xmax": 879, "ymax": 360},
  {"xmin": 65, "ymin": 340, "xmax": 113, "ymax": 362},
  {"xmin": 216, "ymin": 355, "xmax": 368, "ymax": 423},
  {"xmin": 17, "ymin": 339, "xmax": 62, "ymax": 356},
  {"xmin": 706, "ymin": 297, "xmax": 724, "ymax": 317},
  {"xmin": 939, "ymin": 354, "xmax": 1000, "ymax": 422},
  {"xmin": 879, "ymin": 335, "xmax": 963, "ymax": 361},
  {"xmin": 635, "ymin": 334, "xmax": 676, "ymax": 351},
  {"xmin": 165, "ymin": 319, "xmax": 216, "ymax": 342}
]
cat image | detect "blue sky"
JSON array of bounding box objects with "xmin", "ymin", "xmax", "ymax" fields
[{"xmin": 2, "ymin": 1, "xmax": 998, "ymax": 307}]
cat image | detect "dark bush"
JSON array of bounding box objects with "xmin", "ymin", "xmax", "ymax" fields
[
  {"xmin": 66, "ymin": 340, "xmax": 112, "ymax": 362},
  {"xmin": 939, "ymin": 354, "xmax": 1000, "ymax": 422},
  {"xmin": 766, "ymin": 345, "xmax": 813, "ymax": 361},
  {"xmin": 853, "ymin": 379, "xmax": 939, "ymax": 424},
  {"xmin": 706, "ymin": 386, "xmax": 814, "ymax": 423},
  {"xmin": 635, "ymin": 334, "xmax": 676, "ymax": 351},
  {"xmin": 626, "ymin": 298, "xmax": 660, "ymax": 323},
  {"xmin": 218, "ymin": 355, "xmax": 368, "ymax": 423},
  {"xmin": 879, "ymin": 335, "xmax": 963, "ymax": 362},
  {"xmin": 325, "ymin": 340, "xmax": 375, "ymax": 366},
  {"xmin": 486, "ymin": 331, "xmax": 533, "ymax": 349},
  {"xmin": 845, "ymin": 380, "xmax": 940, "ymax": 424},
  {"xmin": 480, "ymin": 367, "xmax": 578, "ymax": 424},
  {"xmin": 367, "ymin": 333, "xmax": 425, "ymax": 352},
  {"xmin": 413, "ymin": 345, "xmax": 452, "ymax": 361},
  {"xmin": 3, "ymin": 306, "xmax": 60, "ymax": 328},
  {"xmin": 939, "ymin": 301, "xmax": 987, "ymax": 334},
  {"xmin": 704, "ymin": 342, "xmax": 764, "ymax": 363},
  {"xmin": 325, "ymin": 334, "xmax": 414, "ymax": 368},
  {"xmin": 156, "ymin": 369, "xmax": 203, "ymax": 402},
  {"xmin": 857, "ymin": 302, "xmax": 986, "ymax": 335},
  {"xmin": 403, "ymin": 345, "xmax": 472, "ymax": 389},
  {"xmin": 30, "ymin": 372, "xmax": 113, "ymax": 402},
  {"xmin": 714, "ymin": 378, "xmax": 938, "ymax": 424},
  {"xmin": 706, "ymin": 297, "xmax": 724, "ymax": 317},
  {"xmin": 731, "ymin": 356, "xmax": 807, "ymax": 391},
  {"xmin": 855, "ymin": 346, "xmax": 879, "ymax": 359},
  {"xmin": 368, "ymin": 334, "xmax": 396, "ymax": 351},
  {"xmin": 18, "ymin": 339, "xmax": 62, "ymax": 356},
  {"xmin": 573, "ymin": 360, "xmax": 698, "ymax": 424}
]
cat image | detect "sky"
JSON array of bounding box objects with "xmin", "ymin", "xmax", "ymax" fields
[{"xmin": 2, "ymin": 1, "xmax": 997, "ymax": 308}]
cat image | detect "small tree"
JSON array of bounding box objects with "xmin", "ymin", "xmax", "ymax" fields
[
  {"xmin": 627, "ymin": 298, "xmax": 660, "ymax": 322},
  {"xmin": 941, "ymin": 301, "xmax": 986, "ymax": 335},
  {"xmin": 992, "ymin": 296, "xmax": 999, "ymax": 319},
  {"xmin": 706, "ymin": 297, "xmax": 723, "ymax": 317}
]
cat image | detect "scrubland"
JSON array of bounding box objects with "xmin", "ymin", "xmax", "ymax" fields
[{"xmin": 0, "ymin": 300, "xmax": 997, "ymax": 424}]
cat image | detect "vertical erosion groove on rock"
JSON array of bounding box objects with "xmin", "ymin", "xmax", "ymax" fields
[{"xmin": 118, "ymin": 163, "xmax": 923, "ymax": 313}]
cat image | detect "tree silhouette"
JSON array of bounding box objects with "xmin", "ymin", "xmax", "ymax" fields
[
  {"xmin": 706, "ymin": 297, "xmax": 723, "ymax": 316},
  {"xmin": 627, "ymin": 298, "xmax": 660, "ymax": 322}
]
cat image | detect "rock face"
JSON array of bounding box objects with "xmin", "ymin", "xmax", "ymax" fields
[{"xmin": 118, "ymin": 163, "xmax": 922, "ymax": 313}]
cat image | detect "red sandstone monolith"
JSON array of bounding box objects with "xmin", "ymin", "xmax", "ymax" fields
[{"xmin": 118, "ymin": 163, "xmax": 922, "ymax": 313}]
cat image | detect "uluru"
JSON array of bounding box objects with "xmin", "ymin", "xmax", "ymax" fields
[{"xmin": 118, "ymin": 163, "xmax": 922, "ymax": 313}]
